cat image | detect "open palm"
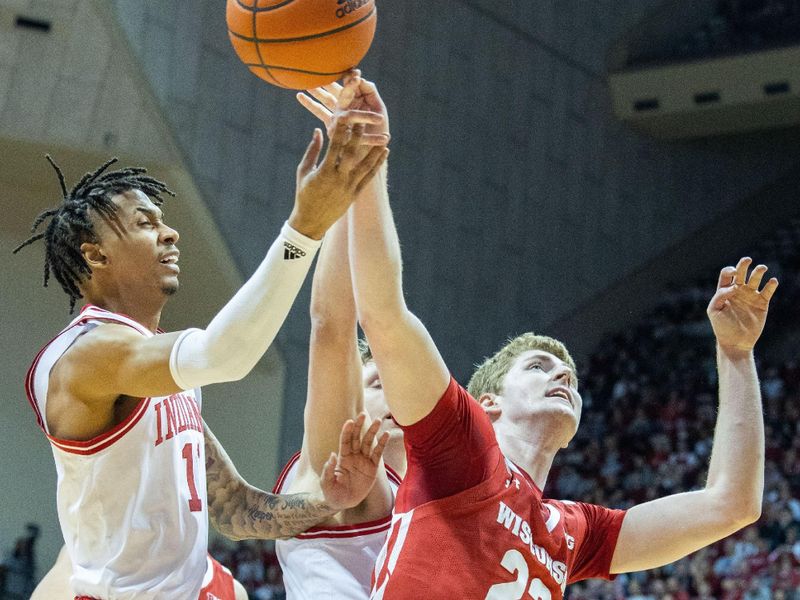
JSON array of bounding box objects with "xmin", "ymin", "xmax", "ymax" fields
[
  {"xmin": 707, "ymin": 257, "xmax": 778, "ymax": 351},
  {"xmin": 320, "ymin": 413, "xmax": 389, "ymax": 511}
]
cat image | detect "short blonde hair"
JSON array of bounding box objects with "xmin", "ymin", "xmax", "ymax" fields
[{"xmin": 467, "ymin": 333, "xmax": 578, "ymax": 398}]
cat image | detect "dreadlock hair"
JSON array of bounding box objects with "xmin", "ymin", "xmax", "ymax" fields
[{"xmin": 13, "ymin": 155, "xmax": 175, "ymax": 313}]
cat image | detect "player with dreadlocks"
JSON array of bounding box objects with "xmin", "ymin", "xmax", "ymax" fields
[
  {"xmin": 16, "ymin": 108, "xmax": 391, "ymax": 600},
  {"xmin": 14, "ymin": 155, "xmax": 176, "ymax": 312}
]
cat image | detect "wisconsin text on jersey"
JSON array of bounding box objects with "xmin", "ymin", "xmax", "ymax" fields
[{"xmin": 496, "ymin": 501, "xmax": 569, "ymax": 592}]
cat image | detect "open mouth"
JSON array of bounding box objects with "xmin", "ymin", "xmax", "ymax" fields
[
  {"xmin": 546, "ymin": 388, "xmax": 572, "ymax": 407},
  {"xmin": 159, "ymin": 252, "xmax": 180, "ymax": 270}
]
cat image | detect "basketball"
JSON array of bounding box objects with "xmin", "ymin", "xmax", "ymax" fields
[{"xmin": 226, "ymin": 0, "xmax": 377, "ymax": 90}]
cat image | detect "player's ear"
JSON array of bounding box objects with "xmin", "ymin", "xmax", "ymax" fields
[
  {"xmin": 479, "ymin": 393, "xmax": 502, "ymax": 422},
  {"xmin": 81, "ymin": 242, "xmax": 107, "ymax": 269}
]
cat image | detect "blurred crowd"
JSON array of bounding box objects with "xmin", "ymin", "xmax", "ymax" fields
[
  {"xmin": 630, "ymin": 0, "xmax": 800, "ymax": 66},
  {"xmin": 562, "ymin": 218, "xmax": 800, "ymax": 598},
  {"xmin": 210, "ymin": 538, "xmax": 286, "ymax": 600}
]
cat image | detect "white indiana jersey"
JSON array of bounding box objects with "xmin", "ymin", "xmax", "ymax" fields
[
  {"xmin": 26, "ymin": 304, "xmax": 208, "ymax": 600},
  {"xmin": 274, "ymin": 452, "xmax": 402, "ymax": 600}
]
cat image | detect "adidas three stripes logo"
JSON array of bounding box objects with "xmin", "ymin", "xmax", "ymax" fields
[{"xmin": 284, "ymin": 242, "xmax": 307, "ymax": 260}]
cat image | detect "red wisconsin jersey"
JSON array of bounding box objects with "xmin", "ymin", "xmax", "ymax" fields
[{"xmin": 371, "ymin": 378, "xmax": 626, "ymax": 599}]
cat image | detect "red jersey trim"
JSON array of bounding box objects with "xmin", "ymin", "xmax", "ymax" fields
[
  {"xmin": 274, "ymin": 451, "xmax": 398, "ymax": 539},
  {"xmin": 47, "ymin": 397, "xmax": 151, "ymax": 456},
  {"xmin": 296, "ymin": 514, "xmax": 393, "ymax": 539},
  {"xmin": 26, "ymin": 308, "xmax": 155, "ymax": 455},
  {"xmin": 385, "ymin": 462, "xmax": 403, "ymax": 487},
  {"xmin": 272, "ymin": 451, "xmax": 301, "ymax": 494},
  {"xmin": 80, "ymin": 304, "xmax": 161, "ymax": 333}
]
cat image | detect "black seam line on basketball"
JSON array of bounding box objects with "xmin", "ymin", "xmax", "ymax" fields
[
  {"xmin": 235, "ymin": 0, "xmax": 296, "ymax": 12},
  {"xmin": 251, "ymin": 3, "xmax": 269, "ymax": 80},
  {"xmin": 247, "ymin": 64, "xmax": 354, "ymax": 76},
  {"xmin": 251, "ymin": 63, "xmax": 281, "ymax": 85},
  {"xmin": 230, "ymin": 8, "xmax": 374, "ymax": 44}
]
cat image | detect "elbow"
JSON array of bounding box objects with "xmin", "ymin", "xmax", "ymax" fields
[
  {"xmin": 716, "ymin": 495, "xmax": 762, "ymax": 531},
  {"xmin": 357, "ymin": 301, "xmax": 407, "ymax": 339},
  {"xmin": 704, "ymin": 486, "xmax": 762, "ymax": 533},
  {"xmin": 309, "ymin": 313, "xmax": 356, "ymax": 343},
  {"xmin": 734, "ymin": 502, "xmax": 762, "ymax": 528}
]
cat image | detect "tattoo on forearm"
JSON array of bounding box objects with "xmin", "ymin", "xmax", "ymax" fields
[{"xmin": 204, "ymin": 427, "xmax": 334, "ymax": 541}]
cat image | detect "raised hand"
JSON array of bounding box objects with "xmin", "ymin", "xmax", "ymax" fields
[
  {"xmin": 319, "ymin": 412, "xmax": 389, "ymax": 512},
  {"xmin": 289, "ymin": 113, "xmax": 389, "ymax": 240},
  {"xmin": 707, "ymin": 257, "xmax": 778, "ymax": 352},
  {"xmin": 297, "ymin": 70, "xmax": 390, "ymax": 140}
]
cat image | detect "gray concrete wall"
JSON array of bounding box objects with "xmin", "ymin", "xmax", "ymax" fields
[{"xmin": 107, "ymin": 0, "xmax": 799, "ymax": 465}]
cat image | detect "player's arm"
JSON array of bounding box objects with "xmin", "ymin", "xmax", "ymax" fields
[
  {"xmin": 610, "ymin": 258, "xmax": 777, "ymax": 573},
  {"xmin": 53, "ymin": 115, "xmax": 389, "ymax": 404},
  {"xmin": 205, "ymin": 415, "xmax": 387, "ymax": 541},
  {"xmin": 299, "ymin": 215, "xmax": 365, "ymax": 471},
  {"xmin": 290, "ymin": 211, "xmax": 393, "ymax": 516},
  {"xmin": 299, "ymin": 74, "xmax": 450, "ymax": 427}
]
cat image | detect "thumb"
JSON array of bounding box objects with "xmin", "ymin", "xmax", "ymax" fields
[
  {"xmin": 320, "ymin": 452, "xmax": 338, "ymax": 487},
  {"xmin": 297, "ymin": 128, "xmax": 323, "ymax": 178}
]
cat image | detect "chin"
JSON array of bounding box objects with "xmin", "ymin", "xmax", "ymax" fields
[{"xmin": 161, "ymin": 281, "xmax": 179, "ymax": 296}]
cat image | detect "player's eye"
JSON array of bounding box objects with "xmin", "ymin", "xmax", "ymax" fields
[{"xmin": 526, "ymin": 362, "xmax": 543, "ymax": 371}]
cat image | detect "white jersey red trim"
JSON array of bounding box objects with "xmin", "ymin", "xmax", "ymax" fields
[
  {"xmin": 27, "ymin": 304, "xmax": 209, "ymax": 600},
  {"xmin": 274, "ymin": 451, "xmax": 400, "ymax": 599}
]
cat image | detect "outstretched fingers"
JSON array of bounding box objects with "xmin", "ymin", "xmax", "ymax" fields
[
  {"xmin": 717, "ymin": 266, "xmax": 736, "ymax": 291},
  {"xmin": 297, "ymin": 129, "xmax": 324, "ymax": 178},
  {"xmin": 358, "ymin": 416, "xmax": 381, "ymax": 456},
  {"xmin": 746, "ymin": 263, "xmax": 768, "ymax": 291},
  {"xmin": 370, "ymin": 431, "xmax": 390, "ymax": 465},
  {"xmin": 296, "ymin": 93, "xmax": 333, "ymax": 127},
  {"xmin": 320, "ymin": 452, "xmax": 339, "ymax": 487},
  {"xmin": 734, "ymin": 256, "xmax": 752, "ymax": 286},
  {"xmin": 352, "ymin": 147, "xmax": 389, "ymax": 195},
  {"xmin": 338, "ymin": 70, "xmax": 362, "ymax": 110},
  {"xmin": 718, "ymin": 257, "xmax": 779, "ymax": 305},
  {"xmin": 350, "ymin": 412, "xmax": 367, "ymax": 454},
  {"xmin": 760, "ymin": 277, "xmax": 779, "ymax": 303}
]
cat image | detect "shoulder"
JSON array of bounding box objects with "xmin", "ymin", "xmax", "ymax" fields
[
  {"xmin": 51, "ymin": 322, "xmax": 144, "ymax": 397},
  {"xmin": 62, "ymin": 322, "xmax": 146, "ymax": 362}
]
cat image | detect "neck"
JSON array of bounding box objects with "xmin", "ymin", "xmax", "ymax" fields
[
  {"xmin": 492, "ymin": 421, "xmax": 562, "ymax": 491},
  {"xmin": 83, "ymin": 289, "xmax": 165, "ymax": 333},
  {"xmin": 384, "ymin": 438, "xmax": 407, "ymax": 479}
]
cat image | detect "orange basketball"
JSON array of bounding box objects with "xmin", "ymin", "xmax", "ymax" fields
[{"xmin": 226, "ymin": 0, "xmax": 377, "ymax": 90}]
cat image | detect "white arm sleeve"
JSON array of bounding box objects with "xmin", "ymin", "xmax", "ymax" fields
[{"xmin": 169, "ymin": 222, "xmax": 321, "ymax": 390}]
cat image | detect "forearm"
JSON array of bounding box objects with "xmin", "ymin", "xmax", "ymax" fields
[
  {"xmin": 705, "ymin": 344, "xmax": 764, "ymax": 519},
  {"xmin": 348, "ymin": 165, "xmax": 405, "ymax": 327},
  {"xmin": 211, "ymin": 484, "xmax": 334, "ymax": 541},
  {"xmin": 348, "ymin": 164, "xmax": 450, "ymax": 426},
  {"xmin": 304, "ymin": 216, "xmax": 364, "ymax": 471},
  {"xmin": 310, "ymin": 216, "xmax": 357, "ymax": 332},
  {"xmin": 204, "ymin": 424, "xmax": 335, "ymax": 540},
  {"xmin": 611, "ymin": 347, "xmax": 764, "ymax": 573},
  {"xmin": 170, "ymin": 222, "xmax": 321, "ymax": 389}
]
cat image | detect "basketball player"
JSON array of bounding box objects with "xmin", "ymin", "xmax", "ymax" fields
[
  {"xmin": 271, "ymin": 211, "xmax": 406, "ymax": 598},
  {"xmin": 31, "ymin": 415, "xmax": 388, "ymax": 600},
  {"xmin": 15, "ymin": 109, "xmax": 390, "ymax": 600},
  {"xmin": 309, "ymin": 74, "xmax": 777, "ymax": 598}
]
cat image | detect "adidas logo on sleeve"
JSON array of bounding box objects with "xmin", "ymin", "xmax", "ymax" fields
[{"xmin": 283, "ymin": 242, "xmax": 307, "ymax": 260}]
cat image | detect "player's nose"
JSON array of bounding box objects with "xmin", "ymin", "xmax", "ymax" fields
[
  {"xmin": 160, "ymin": 224, "xmax": 180, "ymax": 245},
  {"xmin": 552, "ymin": 364, "xmax": 574, "ymax": 387}
]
